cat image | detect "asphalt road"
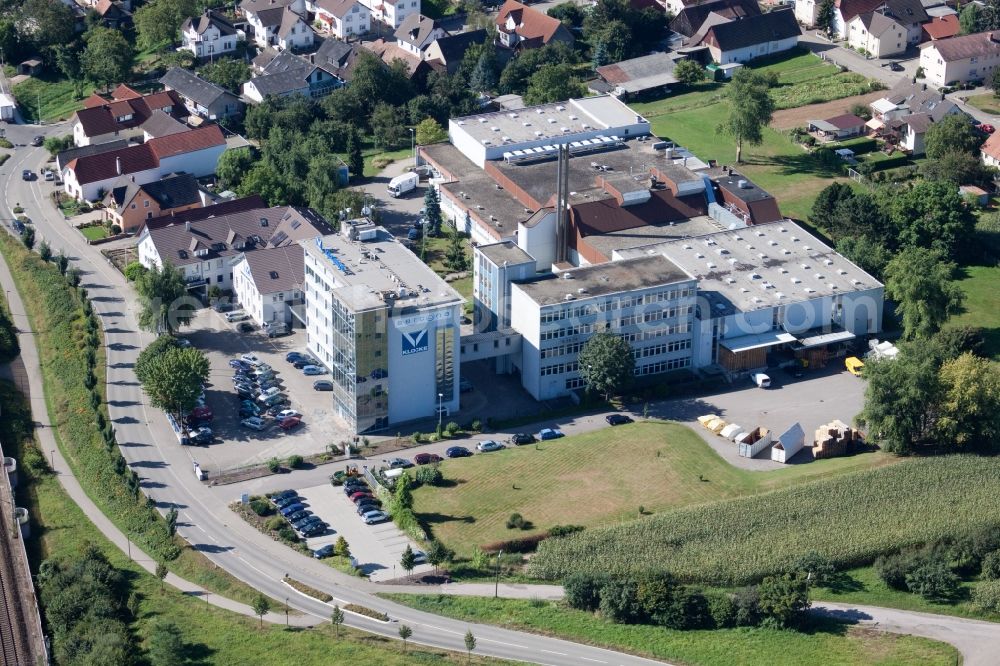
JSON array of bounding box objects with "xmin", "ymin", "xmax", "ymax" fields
[{"xmin": 0, "ymin": 124, "xmax": 667, "ymax": 666}]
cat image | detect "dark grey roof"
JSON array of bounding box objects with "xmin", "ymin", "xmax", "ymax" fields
[
  {"xmin": 160, "ymin": 67, "xmax": 237, "ymax": 105},
  {"xmin": 311, "ymin": 38, "xmax": 363, "ymax": 81},
  {"xmin": 430, "ymin": 29, "xmax": 487, "ymax": 64},
  {"xmin": 702, "ymin": 7, "xmax": 800, "ymax": 51},
  {"xmin": 277, "ymin": 7, "xmax": 308, "ymax": 37},
  {"xmin": 182, "ymin": 10, "xmax": 236, "ymax": 36},
  {"xmin": 56, "ymin": 139, "xmax": 129, "ymax": 172},
  {"xmin": 108, "ymin": 173, "xmax": 201, "ymax": 213},
  {"xmin": 670, "ymin": 0, "xmax": 760, "ymax": 37},
  {"xmin": 394, "ymin": 14, "xmax": 443, "ymax": 48},
  {"xmin": 141, "ymin": 109, "xmax": 189, "ymax": 138},
  {"xmin": 239, "ymin": 244, "xmax": 304, "ymax": 294},
  {"xmin": 248, "ymin": 67, "xmax": 312, "ymax": 96},
  {"xmin": 262, "ymin": 51, "xmax": 310, "ymax": 74},
  {"xmin": 256, "ymin": 6, "xmax": 285, "ymax": 26}
]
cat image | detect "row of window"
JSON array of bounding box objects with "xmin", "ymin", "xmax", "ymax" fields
[
  {"xmin": 620, "ymin": 322, "xmax": 692, "ymax": 343},
  {"xmin": 618, "ymin": 305, "xmax": 694, "ymax": 327},
  {"xmin": 538, "ymin": 288, "xmax": 694, "ymax": 322},
  {"xmin": 540, "ymin": 341, "xmax": 583, "ymax": 359},
  {"xmin": 631, "ymin": 338, "xmax": 691, "ymax": 359},
  {"xmin": 540, "ymin": 361, "xmax": 579, "ymax": 376},
  {"xmin": 540, "ymin": 323, "xmax": 596, "ymax": 341},
  {"xmin": 634, "ymin": 357, "xmax": 691, "ymax": 375}
]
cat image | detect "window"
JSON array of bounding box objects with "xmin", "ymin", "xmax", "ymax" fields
[{"xmin": 144, "ymin": 200, "xmax": 150, "ymax": 208}]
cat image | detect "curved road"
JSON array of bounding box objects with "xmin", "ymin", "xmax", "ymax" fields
[{"xmin": 0, "ymin": 123, "xmax": 666, "ymax": 666}]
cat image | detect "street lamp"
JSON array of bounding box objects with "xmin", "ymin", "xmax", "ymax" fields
[
  {"xmin": 437, "ymin": 392, "xmax": 443, "ymax": 429},
  {"xmin": 494, "ymin": 549, "xmax": 503, "ymax": 598},
  {"xmin": 409, "ymin": 127, "xmax": 416, "ymax": 166}
]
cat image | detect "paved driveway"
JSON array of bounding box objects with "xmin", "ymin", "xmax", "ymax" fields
[{"xmin": 295, "ymin": 483, "xmax": 433, "ymax": 581}]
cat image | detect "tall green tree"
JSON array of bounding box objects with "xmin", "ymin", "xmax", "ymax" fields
[
  {"xmin": 935, "ymin": 353, "xmax": 1000, "ymax": 451},
  {"xmin": 197, "ymin": 58, "xmax": 251, "ymax": 92},
  {"xmin": 884, "ymin": 248, "xmax": 964, "ymax": 340},
  {"xmin": 138, "ymin": 347, "xmax": 209, "ymax": 416},
  {"xmin": 347, "ymin": 129, "xmax": 364, "ymax": 180},
  {"xmin": 330, "ymin": 605, "xmax": 345, "ymax": 637},
  {"xmin": 815, "ymin": 0, "xmax": 836, "ymax": 33},
  {"xmin": 524, "ymin": 64, "xmax": 585, "ymax": 105},
  {"xmin": 578, "ymin": 332, "xmax": 634, "ymax": 400},
  {"xmin": 718, "ymin": 69, "xmax": 775, "ymax": 164},
  {"xmin": 415, "ymin": 117, "xmax": 447, "ymax": 145},
  {"xmin": 82, "ymin": 27, "xmax": 135, "ymax": 91},
  {"xmin": 424, "ymin": 186, "xmax": 442, "ymax": 237},
  {"xmin": 673, "ymin": 59, "xmax": 706, "ymax": 85},
  {"xmin": 924, "ymin": 113, "xmax": 983, "ymax": 159},
  {"xmin": 960, "ymin": 3, "xmax": 981, "ymax": 34},
  {"xmin": 134, "ymin": 0, "xmax": 198, "ymax": 50},
  {"xmin": 251, "ymin": 593, "xmax": 271, "ymax": 628},
  {"xmin": 136, "ymin": 335, "xmax": 181, "ymax": 385},
  {"xmin": 215, "ymin": 146, "xmax": 256, "ymax": 190},
  {"xmin": 400, "ymin": 544, "xmax": 416, "ymax": 575},
  {"xmin": 18, "ymin": 0, "xmax": 75, "ymax": 53},
  {"xmin": 469, "ymin": 46, "xmax": 498, "ymax": 92},
  {"xmin": 757, "ymin": 575, "xmax": 810, "ymax": 628},
  {"xmin": 371, "ymin": 102, "xmax": 407, "ymax": 148},
  {"xmin": 445, "ymin": 233, "xmax": 468, "ymax": 272},
  {"xmin": 398, "ymin": 624, "xmax": 413, "ymax": 652},
  {"xmin": 884, "ymin": 181, "xmax": 977, "ymax": 261},
  {"xmin": 135, "ymin": 262, "xmax": 194, "ymax": 334},
  {"xmin": 835, "ymin": 236, "xmax": 891, "ymax": 280}
]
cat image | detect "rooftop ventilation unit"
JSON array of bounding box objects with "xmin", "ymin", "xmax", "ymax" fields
[
  {"xmin": 502, "ymin": 135, "xmax": 511, "ymax": 142},
  {"xmin": 509, "ymin": 112, "xmax": 518, "ymax": 118},
  {"xmin": 734, "ymin": 235, "xmax": 743, "ymax": 241},
  {"xmin": 756, "ymin": 231, "xmax": 766, "ymax": 237},
  {"xmin": 569, "ymin": 114, "xmax": 578, "ymax": 120},
  {"xmin": 825, "ymin": 259, "xmax": 834, "ymax": 266},
  {"xmin": 782, "ymin": 249, "xmax": 791, "ymax": 255},
  {"xmin": 804, "ymin": 245, "xmax": 813, "ymax": 251},
  {"xmin": 768, "ymin": 240, "xmax": 778, "ymax": 246},
  {"xmin": 779, "ymin": 227, "xmax": 787, "ymax": 233},
  {"xmin": 828, "ymin": 284, "xmax": 838, "ymax": 290},
  {"xmin": 791, "ymin": 236, "xmax": 799, "ymax": 242},
  {"xmin": 564, "ymin": 293, "xmax": 575, "ymax": 300},
  {"xmin": 738, "ymin": 179, "xmax": 750, "ymax": 188},
  {"xmin": 706, "ymin": 262, "xmax": 716, "ymax": 269},
  {"xmin": 457, "ymin": 120, "xmax": 465, "ymax": 125},
  {"xmin": 758, "ymin": 253, "xmax": 767, "ymax": 259},
  {"xmin": 536, "ymin": 108, "xmax": 544, "ymax": 114},
  {"xmin": 695, "ymin": 253, "xmax": 705, "ymax": 259},
  {"xmin": 746, "ymin": 244, "xmax": 755, "ymax": 250},
  {"xmin": 556, "ymin": 105, "xmax": 565, "ymax": 111},
  {"xmin": 740, "ymin": 287, "xmax": 750, "ymax": 293},
  {"xmin": 582, "ymin": 123, "xmax": 590, "ymax": 129},
  {"xmin": 683, "ymin": 244, "xmax": 692, "ymax": 250},
  {"xmin": 715, "ymin": 247, "xmax": 729, "ymax": 255},
  {"xmin": 753, "ymin": 297, "xmax": 763, "ymax": 303},
  {"xmin": 482, "ymin": 139, "xmax": 491, "ymax": 145},
  {"xmin": 749, "ymin": 273, "xmax": 761, "ymax": 280},
  {"xmin": 578, "ymin": 287, "xmax": 588, "ymax": 294},
  {"xmin": 726, "ymin": 277, "xmax": 736, "ymax": 284},
  {"xmin": 851, "ymin": 279, "xmax": 861, "ymax": 285},
  {"xmin": 804, "ymin": 287, "xmax": 816, "ymax": 294},
  {"xmin": 791, "ymin": 277, "xmax": 802, "ymax": 284},
  {"xmin": 491, "ymin": 126, "xmax": 500, "ymax": 132},
  {"xmin": 775, "ymin": 292, "xmax": 785, "ymax": 299},
  {"xmin": 763, "ymin": 281, "xmax": 775, "ymax": 289},
  {"xmin": 548, "ymin": 118, "xmax": 557, "ymax": 123},
  {"xmin": 561, "ymin": 127, "xmax": 570, "ymax": 133},
  {"xmin": 534, "ymin": 130, "xmax": 543, "ymax": 137},
  {"xmin": 814, "ymin": 273, "xmax": 824, "ymax": 280},
  {"xmin": 523, "ymin": 121, "xmax": 531, "ymax": 126},
  {"xmin": 800, "ymin": 263, "xmax": 810, "ymax": 270},
  {"xmin": 478, "ymin": 118, "xmax": 486, "ymax": 123}
]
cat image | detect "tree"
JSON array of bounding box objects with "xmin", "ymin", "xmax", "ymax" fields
[
  {"xmin": 137, "ymin": 347, "xmax": 210, "ymax": 417},
  {"xmin": 920, "ymin": 149, "xmax": 996, "ymax": 188},
  {"xmin": 166, "ymin": 507, "xmax": 178, "ymax": 537},
  {"xmin": 371, "ymin": 102, "xmax": 407, "ymax": 149},
  {"xmin": 82, "ymin": 27, "xmax": 134, "ymax": 91},
  {"xmin": 38, "ymin": 240, "xmax": 51, "ymax": 261},
  {"xmin": 445, "ymin": 233, "xmax": 468, "ymax": 272},
  {"xmin": 993, "ymin": 67, "xmax": 1000, "ymax": 98},
  {"xmin": 394, "ymin": 476, "xmax": 413, "ymax": 509},
  {"xmin": 464, "ymin": 629, "xmax": 476, "ymax": 661},
  {"xmin": 924, "ymin": 114, "xmax": 983, "ymax": 159},
  {"xmin": 426, "ymin": 539, "xmax": 454, "ymax": 574},
  {"xmin": 591, "ymin": 40, "xmax": 609, "ymax": 69},
  {"xmin": 155, "ymin": 562, "xmax": 169, "ymax": 590},
  {"xmin": 835, "ymin": 236, "xmax": 891, "ymax": 280},
  {"xmin": 718, "ymin": 69, "xmax": 775, "ymax": 164},
  {"xmin": 400, "ymin": 544, "xmax": 416, "ymax": 575},
  {"xmin": 18, "ymin": 0, "xmax": 75, "ymax": 52},
  {"xmin": 816, "ymin": 0, "xmax": 836, "ymax": 33},
  {"xmin": 790, "ymin": 551, "xmax": 836, "ymax": 588},
  {"xmin": 935, "ymin": 353, "xmax": 1000, "ymax": 451},
  {"xmin": 424, "ymin": 187, "xmax": 443, "ymax": 237},
  {"xmin": 134, "ymin": 0, "xmax": 198, "ymax": 51},
  {"xmin": 758, "ymin": 574, "xmax": 810, "ymax": 628},
  {"xmin": 398, "ymin": 624, "xmax": 413, "ymax": 652},
  {"xmin": 415, "ymin": 117, "xmax": 447, "ymax": 145},
  {"xmin": 55, "ymin": 253, "xmax": 69, "ymax": 275},
  {"xmin": 135, "ymin": 335, "xmax": 181, "ymax": 385},
  {"xmin": 469, "ymin": 48, "xmax": 498, "ymax": 92},
  {"xmin": 524, "ymin": 64, "xmax": 585, "ymax": 106},
  {"xmin": 673, "ymin": 59, "xmax": 706, "ymax": 85},
  {"xmin": 961, "ymin": 3, "xmax": 982, "ymax": 35},
  {"xmin": 347, "ymin": 130, "xmax": 364, "ymax": 180},
  {"xmin": 598, "ymin": 578, "xmax": 642, "ymax": 623},
  {"xmin": 135, "ymin": 262, "xmax": 195, "ymax": 334},
  {"xmin": 43, "ymin": 135, "xmax": 74, "ymax": 157},
  {"xmin": 905, "ymin": 561, "xmax": 962, "ymax": 601},
  {"xmin": 334, "ymin": 535, "xmax": 351, "ymax": 558},
  {"xmin": 548, "ymin": 2, "xmax": 585, "ymax": 27},
  {"xmin": 197, "ymin": 58, "xmax": 251, "ymax": 92},
  {"xmin": 21, "ymin": 226, "xmax": 35, "ymax": 250},
  {"xmin": 810, "ymin": 182, "xmax": 855, "ymax": 231},
  {"xmin": 934, "ymin": 326, "xmax": 986, "ymax": 359},
  {"xmin": 251, "ymin": 593, "xmax": 271, "ymax": 628},
  {"xmin": 578, "ymin": 332, "xmax": 634, "ymax": 400},
  {"xmin": 330, "ymin": 605, "xmax": 345, "ymax": 637},
  {"xmin": 884, "ymin": 248, "xmax": 964, "ymax": 340},
  {"xmin": 147, "ymin": 620, "xmax": 184, "ymax": 666}
]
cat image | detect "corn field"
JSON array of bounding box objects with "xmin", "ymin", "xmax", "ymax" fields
[{"xmin": 528, "ymin": 456, "xmax": 1000, "ymax": 585}]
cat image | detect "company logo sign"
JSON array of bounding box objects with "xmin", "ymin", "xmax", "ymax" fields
[
  {"xmin": 401, "ymin": 328, "xmax": 429, "ymax": 356},
  {"xmin": 394, "ymin": 310, "xmax": 452, "ymax": 329}
]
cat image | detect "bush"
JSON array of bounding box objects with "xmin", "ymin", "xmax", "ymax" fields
[
  {"xmin": 445, "ymin": 421, "xmax": 460, "ymax": 436},
  {"xmin": 277, "ymin": 526, "xmax": 298, "ymax": 542},
  {"xmin": 264, "ymin": 516, "xmax": 284, "ymax": 531},
  {"xmin": 732, "ymin": 586, "xmax": 762, "ymax": 627},
  {"xmin": 982, "ymin": 551, "xmax": 1000, "ymax": 580},
  {"xmin": 249, "ymin": 498, "xmax": 273, "ymax": 516},
  {"xmin": 414, "ymin": 465, "xmax": 443, "ymax": 486},
  {"xmin": 287, "ymin": 454, "xmax": 304, "ymax": 469},
  {"xmin": 599, "ymin": 579, "xmax": 642, "ymax": 624},
  {"xmin": 564, "ymin": 572, "xmax": 610, "ymax": 612},
  {"xmin": 707, "ymin": 592, "xmax": 737, "ymax": 628},
  {"xmin": 506, "ymin": 513, "xmax": 525, "ymax": 529},
  {"xmin": 481, "ymin": 533, "xmax": 549, "ymax": 554},
  {"xmin": 549, "ymin": 524, "xmax": 585, "ymax": 538},
  {"xmin": 343, "ymin": 603, "xmax": 389, "ymax": 621},
  {"xmin": 791, "ymin": 551, "xmax": 837, "ymax": 587},
  {"xmin": 757, "ymin": 574, "xmax": 810, "ymax": 628},
  {"xmin": 833, "ymin": 136, "xmax": 877, "ymax": 155},
  {"xmin": 267, "ymin": 457, "xmax": 281, "ymax": 473},
  {"xmin": 875, "ymin": 551, "xmax": 913, "ymax": 590},
  {"xmin": 973, "ymin": 580, "xmax": 1000, "ymax": 612},
  {"xmin": 662, "ymin": 586, "xmax": 712, "ymax": 630},
  {"xmin": 905, "ymin": 561, "xmax": 962, "ymax": 601}
]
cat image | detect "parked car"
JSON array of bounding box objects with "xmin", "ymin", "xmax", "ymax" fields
[
  {"xmin": 257, "ymin": 386, "xmax": 282, "ymax": 400},
  {"xmin": 386, "ymin": 457, "xmax": 413, "ymax": 469},
  {"xmin": 313, "ymin": 544, "xmax": 335, "ymax": 559},
  {"xmin": 276, "ymin": 409, "xmax": 301, "ymax": 420},
  {"xmin": 302, "ymin": 365, "xmax": 325, "ymax": 375},
  {"xmin": 230, "ymin": 359, "xmax": 252, "ymax": 371},
  {"xmin": 189, "ymin": 406, "xmax": 213, "ymax": 422},
  {"xmin": 271, "ymin": 490, "xmax": 297, "ymax": 503},
  {"xmin": 751, "ymin": 372, "xmax": 771, "ymax": 388},
  {"xmin": 189, "ymin": 427, "xmax": 213, "ymax": 445},
  {"xmin": 278, "ymin": 416, "xmax": 301, "ymax": 431},
  {"xmin": 240, "ymin": 399, "xmax": 261, "ymax": 413},
  {"xmin": 845, "ymin": 356, "xmax": 865, "ymax": 377},
  {"xmin": 343, "ymin": 482, "xmax": 368, "ymax": 494},
  {"xmin": 274, "ymin": 495, "xmax": 300, "ymax": 509},
  {"xmin": 362, "ymin": 510, "xmax": 389, "ymax": 525},
  {"xmin": 292, "ymin": 515, "xmax": 322, "ymax": 530},
  {"xmin": 226, "ymin": 312, "xmax": 249, "ymax": 323},
  {"xmin": 510, "ymin": 433, "xmax": 535, "ymax": 445},
  {"xmin": 213, "ymin": 301, "xmax": 235, "ymax": 313},
  {"xmin": 285, "ymin": 352, "xmax": 306, "ymax": 363},
  {"xmin": 350, "ymin": 491, "xmax": 375, "ymax": 502},
  {"xmin": 446, "ymin": 446, "xmax": 472, "ymax": 458},
  {"xmin": 253, "ymin": 363, "xmax": 273, "ymax": 374},
  {"xmin": 21, "ymin": 169, "xmax": 33, "ymax": 181},
  {"xmin": 407, "ymin": 227, "xmax": 422, "ymax": 241},
  {"xmin": 459, "ymin": 378, "xmax": 474, "ymax": 393},
  {"xmin": 261, "ymin": 394, "xmax": 287, "ymax": 408},
  {"xmin": 31, "ymin": 135, "xmax": 44, "ymax": 147},
  {"xmin": 240, "ymin": 353, "xmax": 262, "ymax": 366},
  {"xmin": 356, "ymin": 503, "xmax": 380, "ymax": 516},
  {"xmin": 293, "ymin": 358, "xmax": 316, "ymax": 369},
  {"xmin": 981, "ymin": 123, "xmax": 997, "ymax": 134},
  {"xmin": 300, "ymin": 523, "xmax": 328, "ymax": 537},
  {"xmin": 313, "ymin": 380, "xmax": 334, "ymax": 391},
  {"xmin": 286, "ymin": 510, "xmax": 311, "ymax": 523},
  {"xmin": 279, "ymin": 503, "xmax": 306, "ymax": 516},
  {"xmin": 606, "ymin": 414, "xmax": 633, "ymax": 426},
  {"xmin": 414, "ymin": 453, "xmax": 442, "ymax": 465},
  {"xmin": 539, "ymin": 428, "xmax": 564, "ymax": 440},
  {"xmin": 241, "ymin": 416, "xmax": 267, "ymax": 431},
  {"xmin": 477, "ymin": 440, "xmax": 505, "ymax": 452},
  {"xmin": 238, "ymin": 322, "xmax": 255, "ymax": 333}
]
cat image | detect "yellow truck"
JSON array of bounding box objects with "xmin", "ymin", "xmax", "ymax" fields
[{"xmin": 845, "ymin": 357, "xmax": 864, "ymax": 377}]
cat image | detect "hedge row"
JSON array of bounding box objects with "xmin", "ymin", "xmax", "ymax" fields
[
  {"xmin": 482, "ymin": 533, "xmax": 549, "ymax": 554},
  {"xmin": 858, "ymin": 153, "xmax": 910, "ymax": 175},
  {"xmin": 0, "ymin": 233, "xmax": 180, "ymax": 561},
  {"xmin": 832, "ymin": 136, "xmax": 878, "ymax": 155},
  {"xmin": 283, "ymin": 576, "xmax": 333, "ymax": 603},
  {"xmin": 344, "ymin": 603, "xmax": 389, "ymax": 621}
]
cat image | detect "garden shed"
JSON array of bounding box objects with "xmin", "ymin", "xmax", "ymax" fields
[{"xmin": 771, "ymin": 422, "xmax": 805, "ymax": 463}]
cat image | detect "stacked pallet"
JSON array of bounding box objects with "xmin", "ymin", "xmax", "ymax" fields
[{"xmin": 813, "ymin": 419, "xmax": 860, "ymax": 459}]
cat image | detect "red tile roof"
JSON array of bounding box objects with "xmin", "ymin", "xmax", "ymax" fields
[
  {"xmin": 981, "ymin": 131, "xmax": 1000, "ymax": 161},
  {"xmin": 148, "ymin": 124, "xmax": 225, "ymax": 160},
  {"xmin": 825, "ymin": 113, "xmax": 866, "ymax": 129},
  {"xmin": 922, "ymin": 15, "xmax": 960, "ymax": 41},
  {"xmin": 111, "ymin": 83, "xmax": 143, "ymax": 100},
  {"xmin": 495, "ymin": 0, "xmax": 569, "ymax": 47},
  {"xmin": 82, "ymin": 93, "xmax": 108, "ymax": 109},
  {"xmin": 74, "ymin": 89, "xmax": 185, "ymax": 139}
]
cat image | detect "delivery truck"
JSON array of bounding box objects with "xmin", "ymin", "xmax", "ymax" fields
[{"xmin": 387, "ymin": 172, "xmax": 419, "ymax": 197}]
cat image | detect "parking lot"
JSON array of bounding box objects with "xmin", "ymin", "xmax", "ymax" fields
[
  {"xmin": 290, "ymin": 482, "xmax": 432, "ymax": 582},
  {"xmin": 180, "ymin": 308, "xmax": 351, "ymax": 475}
]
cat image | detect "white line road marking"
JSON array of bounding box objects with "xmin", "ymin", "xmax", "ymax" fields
[
  {"xmin": 237, "ymin": 556, "xmax": 270, "ymax": 578},
  {"xmin": 580, "ymin": 658, "xmax": 608, "ymax": 664},
  {"xmin": 540, "ymin": 649, "xmax": 567, "ymax": 655}
]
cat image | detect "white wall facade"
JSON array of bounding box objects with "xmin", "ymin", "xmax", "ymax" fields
[
  {"xmin": 317, "ymin": 2, "xmax": 371, "ymax": 39},
  {"xmin": 159, "ymin": 143, "xmax": 227, "ymax": 178},
  {"xmin": 847, "ymin": 17, "xmax": 906, "ymax": 58},
  {"xmin": 359, "ymin": 0, "xmax": 419, "ymax": 28},
  {"xmin": 710, "ymin": 35, "xmax": 799, "ymax": 65},
  {"xmin": 795, "ymin": 0, "xmax": 819, "ymax": 27},
  {"xmin": 920, "ymin": 42, "xmax": 1000, "ymax": 86},
  {"xmin": 182, "ymin": 23, "xmax": 237, "ymax": 58},
  {"xmin": 233, "ymin": 257, "xmax": 302, "ymax": 325},
  {"xmin": 62, "ymin": 164, "xmax": 160, "ymax": 202},
  {"xmin": 518, "ymin": 212, "xmax": 556, "ymax": 272}
]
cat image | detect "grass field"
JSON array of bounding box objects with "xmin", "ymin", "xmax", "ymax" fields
[
  {"xmin": 412, "ymin": 422, "xmax": 896, "ymax": 557},
  {"xmin": 948, "ymin": 265, "xmax": 1000, "ymax": 359},
  {"xmin": 79, "ymin": 225, "xmax": 108, "ymax": 241},
  {"xmin": 382, "ymin": 595, "xmax": 960, "ymax": 666},
  {"xmin": 528, "ymin": 455, "xmax": 1000, "ymax": 585},
  {"xmin": 13, "ymin": 76, "xmax": 94, "ymax": 123},
  {"xmin": 966, "ymin": 93, "xmax": 1000, "ymax": 115}
]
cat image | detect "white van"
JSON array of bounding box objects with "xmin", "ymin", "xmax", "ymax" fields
[
  {"xmin": 387, "ymin": 172, "xmax": 418, "ymax": 197},
  {"xmin": 751, "ymin": 372, "xmax": 771, "ymax": 388},
  {"xmin": 265, "ymin": 322, "xmax": 289, "ymax": 338}
]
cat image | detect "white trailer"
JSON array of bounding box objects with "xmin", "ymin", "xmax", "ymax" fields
[
  {"xmin": 771, "ymin": 422, "xmax": 805, "ymax": 463},
  {"xmin": 387, "ymin": 172, "xmax": 418, "ymax": 197},
  {"xmin": 738, "ymin": 427, "xmax": 773, "ymax": 458}
]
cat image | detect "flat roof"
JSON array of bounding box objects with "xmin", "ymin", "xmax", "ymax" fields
[
  {"xmin": 477, "ymin": 240, "xmax": 535, "ymax": 267},
  {"xmin": 615, "ymin": 220, "xmax": 882, "ymax": 315},
  {"xmin": 582, "ymin": 216, "xmax": 720, "ymax": 258},
  {"xmin": 514, "ymin": 254, "xmax": 692, "ymax": 307},
  {"xmin": 303, "ymin": 227, "xmax": 463, "ymax": 312},
  {"xmin": 450, "ymin": 95, "xmax": 646, "ymax": 147},
  {"xmin": 720, "ymin": 331, "xmax": 796, "ymax": 353}
]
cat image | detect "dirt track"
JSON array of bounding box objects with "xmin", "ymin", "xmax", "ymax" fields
[{"xmin": 771, "ymin": 91, "xmax": 886, "ymax": 130}]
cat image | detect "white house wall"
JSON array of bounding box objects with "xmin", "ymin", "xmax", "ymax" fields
[{"xmin": 518, "ymin": 212, "xmax": 556, "ymax": 271}]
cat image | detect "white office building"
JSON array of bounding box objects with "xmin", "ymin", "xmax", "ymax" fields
[{"xmin": 303, "ymin": 226, "xmax": 463, "ymax": 432}]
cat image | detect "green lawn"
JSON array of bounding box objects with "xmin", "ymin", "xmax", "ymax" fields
[
  {"xmin": 363, "ymin": 146, "xmax": 414, "ymax": 177},
  {"xmin": 79, "ymin": 225, "xmax": 108, "ymax": 241},
  {"xmin": 966, "ymin": 93, "xmax": 1000, "ymax": 115},
  {"xmin": 382, "ymin": 595, "xmax": 960, "ymax": 666},
  {"xmin": 948, "ymin": 265, "xmax": 1000, "ymax": 359},
  {"xmin": 412, "ymin": 421, "xmax": 896, "ymax": 557},
  {"xmin": 13, "ymin": 76, "xmax": 94, "ymax": 123}
]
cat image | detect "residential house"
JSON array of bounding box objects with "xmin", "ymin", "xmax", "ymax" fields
[
  {"xmin": 102, "ymin": 173, "xmax": 206, "ymax": 234},
  {"xmin": 309, "ymin": 0, "xmax": 371, "ymax": 39},
  {"xmin": 394, "ymin": 14, "xmax": 447, "ymax": 59},
  {"xmin": 846, "ymin": 11, "xmax": 907, "ymax": 57},
  {"xmin": 495, "ymin": 0, "xmax": 574, "ymax": 50},
  {"xmin": 919, "ymin": 30, "xmax": 1000, "ymax": 86},
  {"xmin": 71, "ymin": 85, "xmax": 186, "ymax": 147},
  {"xmin": 357, "ymin": 0, "xmax": 420, "ymax": 29},
  {"xmin": 140, "ymin": 109, "xmax": 190, "ymax": 141},
  {"xmin": 364, "ymin": 39, "xmax": 435, "ymax": 80},
  {"xmin": 240, "ymin": 0, "xmax": 314, "ymax": 50},
  {"xmin": 922, "ymin": 14, "xmax": 960, "ymax": 41},
  {"xmin": 92, "ymin": 0, "xmax": 132, "ymax": 29},
  {"xmin": 62, "ymin": 125, "xmax": 226, "ymax": 201},
  {"xmin": 181, "ymin": 10, "xmax": 238, "ymax": 58},
  {"xmin": 310, "ymin": 38, "xmax": 364, "ymax": 82},
  {"xmin": 593, "ymin": 52, "xmax": 684, "ymax": 98},
  {"xmin": 423, "ymin": 30, "xmax": 487, "ymax": 75},
  {"xmin": 136, "ymin": 203, "xmax": 332, "ymax": 298},
  {"xmin": 687, "ymin": 8, "xmax": 800, "ymax": 64},
  {"xmin": 160, "ymin": 67, "xmax": 244, "ymax": 119},
  {"xmin": 242, "ymin": 51, "xmax": 343, "ymax": 102},
  {"xmin": 869, "ymin": 80, "xmax": 966, "ymax": 152},
  {"xmin": 232, "ymin": 245, "xmax": 305, "ymax": 326},
  {"xmin": 797, "ymin": 0, "xmax": 928, "ymax": 43},
  {"xmin": 78, "ymin": 0, "xmax": 132, "ymax": 9},
  {"xmin": 670, "ymin": 0, "xmax": 760, "ymax": 38},
  {"xmin": 807, "ymin": 113, "xmax": 868, "ymax": 139},
  {"xmin": 981, "ymin": 130, "xmax": 1000, "ymax": 167},
  {"xmin": 276, "ymin": 6, "xmax": 315, "ymax": 50}
]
